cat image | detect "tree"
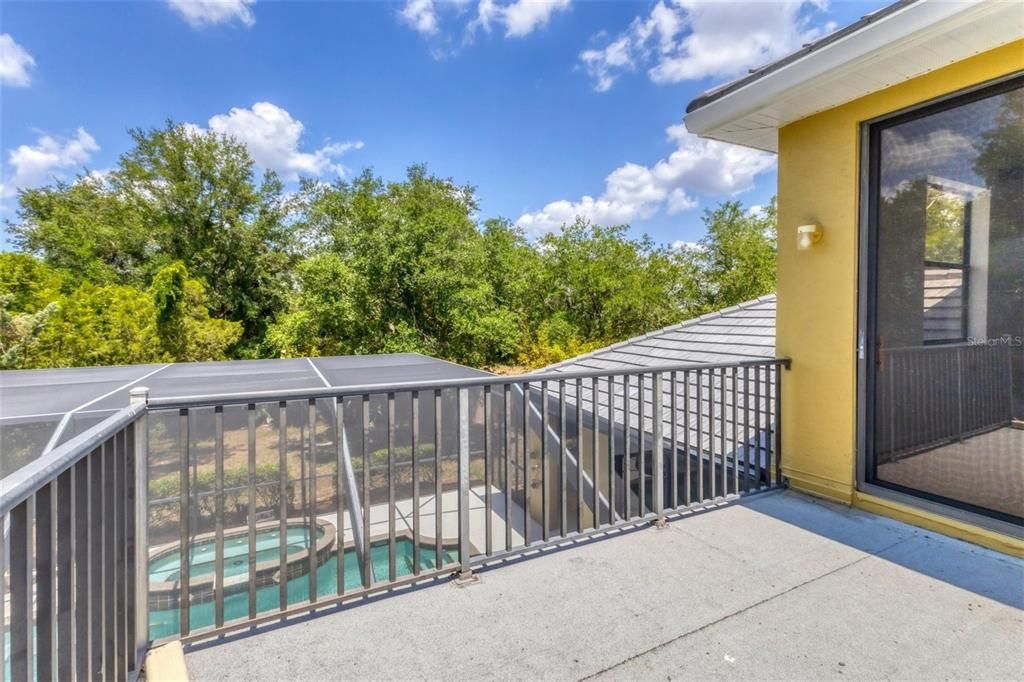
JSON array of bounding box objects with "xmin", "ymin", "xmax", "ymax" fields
[
  {"xmin": 28, "ymin": 282, "xmax": 163, "ymax": 368},
  {"xmin": 4, "ymin": 113, "xmax": 781, "ymax": 372},
  {"xmin": 534, "ymin": 219, "xmax": 687, "ymax": 343},
  {"xmin": 480, "ymin": 218, "xmax": 544, "ymax": 323},
  {"xmin": 0, "ymin": 254, "xmax": 63, "ymax": 368},
  {"xmin": 0, "ymin": 253, "xmax": 67, "ymax": 311},
  {"xmin": 0, "ymin": 296, "xmax": 57, "ymax": 369},
  {"xmin": 150, "ymin": 261, "xmax": 243, "ymax": 361},
  {"xmin": 10, "ymin": 176, "xmax": 149, "ymax": 285},
  {"xmin": 677, "ymin": 199, "xmax": 777, "ymax": 316},
  {"xmin": 269, "ymin": 166, "xmax": 520, "ymax": 366},
  {"xmin": 0, "ymin": 255, "xmax": 240, "ymax": 368},
  {"xmin": 925, "ymin": 189, "xmax": 966, "ymax": 263},
  {"xmin": 114, "ymin": 122, "xmax": 296, "ymax": 352},
  {"xmin": 10, "ymin": 122, "xmax": 297, "ymax": 354}
]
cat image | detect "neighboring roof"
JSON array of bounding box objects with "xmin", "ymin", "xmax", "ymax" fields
[
  {"xmin": 539, "ymin": 295, "xmax": 778, "ymax": 468},
  {"xmin": 684, "ymin": 0, "xmax": 1023, "ymax": 152},
  {"xmin": 0, "ymin": 353, "xmax": 490, "ymax": 478},
  {"xmin": 544, "ymin": 294, "xmax": 776, "ymax": 375}
]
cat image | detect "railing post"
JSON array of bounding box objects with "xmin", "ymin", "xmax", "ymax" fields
[
  {"xmin": 454, "ymin": 386, "xmax": 477, "ymax": 584},
  {"xmin": 129, "ymin": 387, "xmax": 149, "ymax": 667},
  {"xmin": 956, "ymin": 346, "xmax": 964, "ymax": 440},
  {"xmin": 652, "ymin": 373, "xmax": 666, "ymax": 528}
]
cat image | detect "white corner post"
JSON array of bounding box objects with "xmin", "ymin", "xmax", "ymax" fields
[{"xmin": 130, "ymin": 386, "xmax": 150, "ymax": 665}]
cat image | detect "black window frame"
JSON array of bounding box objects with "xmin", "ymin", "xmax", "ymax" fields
[{"xmin": 860, "ymin": 73, "xmax": 1024, "ymax": 527}]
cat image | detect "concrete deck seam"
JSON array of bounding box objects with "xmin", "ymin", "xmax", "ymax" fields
[{"xmin": 578, "ymin": 536, "xmax": 909, "ymax": 680}]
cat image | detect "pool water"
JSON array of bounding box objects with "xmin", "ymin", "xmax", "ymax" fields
[
  {"xmin": 149, "ymin": 527, "xmax": 320, "ymax": 583},
  {"xmin": 149, "ymin": 537, "xmax": 458, "ymax": 639}
]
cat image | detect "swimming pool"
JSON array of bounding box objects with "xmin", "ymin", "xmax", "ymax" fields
[
  {"xmin": 149, "ymin": 526, "xmax": 320, "ymax": 583},
  {"xmin": 149, "ymin": 536, "xmax": 459, "ymax": 640}
]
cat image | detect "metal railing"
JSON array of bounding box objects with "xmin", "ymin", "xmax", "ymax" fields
[
  {"xmin": 1, "ymin": 357, "xmax": 788, "ymax": 675},
  {"xmin": 1, "ymin": 392, "xmax": 149, "ymax": 682},
  {"xmin": 876, "ymin": 343, "xmax": 1013, "ymax": 461}
]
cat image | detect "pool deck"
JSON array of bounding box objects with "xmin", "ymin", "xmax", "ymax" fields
[
  {"xmin": 185, "ymin": 491, "xmax": 1024, "ymax": 680},
  {"xmin": 323, "ymin": 484, "xmax": 543, "ymax": 552}
]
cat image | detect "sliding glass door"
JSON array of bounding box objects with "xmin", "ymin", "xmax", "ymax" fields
[{"xmin": 862, "ymin": 75, "xmax": 1023, "ymax": 525}]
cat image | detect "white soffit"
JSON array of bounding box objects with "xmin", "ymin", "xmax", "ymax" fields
[{"xmin": 684, "ymin": 0, "xmax": 1024, "ymax": 152}]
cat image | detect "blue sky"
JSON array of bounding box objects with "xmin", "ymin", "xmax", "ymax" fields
[{"xmin": 0, "ymin": 0, "xmax": 887, "ymax": 249}]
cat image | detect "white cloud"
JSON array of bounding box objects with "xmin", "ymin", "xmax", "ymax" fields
[
  {"xmin": 671, "ymin": 239, "xmax": 703, "ymax": 251},
  {"xmin": 167, "ymin": 0, "xmax": 255, "ymax": 28},
  {"xmin": 878, "ymin": 127, "xmax": 979, "ymax": 198},
  {"xmin": 667, "ymin": 188, "xmax": 697, "ymax": 214},
  {"xmin": 497, "ymin": 0, "xmax": 571, "ymax": 38},
  {"xmin": 516, "ymin": 123, "xmax": 774, "ymax": 236},
  {"xmin": 580, "ymin": 0, "xmax": 833, "ymax": 92},
  {"xmin": 73, "ymin": 168, "xmax": 113, "ymax": 184},
  {"xmin": 401, "ymin": 0, "xmax": 571, "ymax": 47},
  {"xmin": 1, "ymin": 128, "xmax": 99, "ymax": 197},
  {"xmin": 202, "ymin": 102, "xmax": 363, "ymax": 181},
  {"xmin": 0, "ymin": 33, "xmax": 35, "ymax": 87},
  {"xmin": 882, "ymin": 128, "xmax": 975, "ymax": 173},
  {"xmin": 400, "ymin": 0, "xmax": 440, "ymax": 36},
  {"xmin": 579, "ymin": 36, "xmax": 633, "ymax": 92}
]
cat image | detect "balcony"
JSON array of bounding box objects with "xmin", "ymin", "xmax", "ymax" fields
[
  {"xmin": 185, "ymin": 491, "xmax": 1024, "ymax": 680},
  {"xmin": 3, "ymin": 354, "xmax": 1021, "ymax": 680}
]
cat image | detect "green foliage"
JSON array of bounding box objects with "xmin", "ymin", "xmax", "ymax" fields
[
  {"xmin": 925, "ymin": 189, "xmax": 966, "ymax": 263},
  {"xmin": 11, "ymin": 176, "xmax": 150, "ymax": 285},
  {"xmin": 676, "ymin": 199, "xmax": 777, "ymax": 316},
  {"xmin": 534, "ymin": 220, "xmax": 686, "ymax": 342},
  {"xmin": 3, "ymin": 121, "xmax": 779, "ymax": 372},
  {"xmin": 0, "ymin": 295, "xmax": 58, "ymax": 369},
  {"xmin": 974, "ymin": 88, "xmax": 1024, "ymax": 182},
  {"xmin": 11, "ymin": 122, "xmax": 296, "ymax": 354},
  {"xmin": 515, "ymin": 315, "xmax": 602, "ymax": 368},
  {"xmin": 150, "ymin": 261, "xmax": 242, "ymax": 361},
  {"xmin": 30, "ymin": 281, "xmax": 163, "ymax": 368},
  {"xmin": 148, "ymin": 463, "xmax": 294, "ymax": 525},
  {"xmin": 115, "ymin": 123, "xmax": 296, "ymax": 351},
  {"xmin": 0, "ymin": 252, "xmax": 67, "ymax": 311},
  {"xmin": 0, "ymin": 256, "xmax": 240, "ymax": 368},
  {"xmin": 268, "ymin": 166, "xmax": 521, "ymax": 366}
]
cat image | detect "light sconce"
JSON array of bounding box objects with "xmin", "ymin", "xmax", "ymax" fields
[{"xmin": 796, "ymin": 223, "xmax": 823, "ymax": 250}]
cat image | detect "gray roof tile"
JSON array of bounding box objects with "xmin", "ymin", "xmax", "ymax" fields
[{"xmin": 535, "ymin": 295, "xmax": 779, "ymax": 472}]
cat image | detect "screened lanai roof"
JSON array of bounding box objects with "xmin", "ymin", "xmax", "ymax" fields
[{"xmin": 0, "ymin": 353, "xmax": 491, "ymax": 480}]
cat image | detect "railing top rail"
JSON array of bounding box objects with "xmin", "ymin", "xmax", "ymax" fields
[
  {"xmin": 147, "ymin": 357, "xmax": 791, "ymax": 410},
  {"xmin": 0, "ymin": 402, "xmax": 144, "ymax": 517},
  {"xmin": 885, "ymin": 342, "xmax": 1006, "ymax": 352}
]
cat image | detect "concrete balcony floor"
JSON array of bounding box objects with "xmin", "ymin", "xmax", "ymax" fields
[{"xmin": 185, "ymin": 491, "xmax": 1024, "ymax": 681}]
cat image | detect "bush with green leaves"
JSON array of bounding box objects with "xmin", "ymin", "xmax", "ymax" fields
[{"xmin": 4, "ymin": 121, "xmax": 778, "ymax": 371}]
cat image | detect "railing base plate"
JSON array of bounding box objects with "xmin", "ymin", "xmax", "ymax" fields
[{"xmin": 451, "ymin": 569, "xmax": 480, "ymax": 587}]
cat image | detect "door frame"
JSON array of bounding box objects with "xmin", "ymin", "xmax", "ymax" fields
[{"xmin": 854, "ymin": 72, "xmax": 1024, "ymax": 536}]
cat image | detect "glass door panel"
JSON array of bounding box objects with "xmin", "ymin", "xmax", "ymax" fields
[{"xmin": 865, "ymin": 76, "xmax": 1023, "ymax": 524}]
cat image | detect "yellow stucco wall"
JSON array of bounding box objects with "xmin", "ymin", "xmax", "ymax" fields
[{"xmin": 776, "ymin": 40, "xmax": 1024, "ymax": 549}]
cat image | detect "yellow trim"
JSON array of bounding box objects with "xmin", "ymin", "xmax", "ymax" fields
[
  {"xmin": 854, "ymin": 491, "xmax": 1024, "ymax": 558},
  {"xmin": 144, "ymin": 641, "xmax": 190, "ymax": 682},
  {"xmin": 783, "ymin": 466, "xmax": 853, "ymax": 504}
]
